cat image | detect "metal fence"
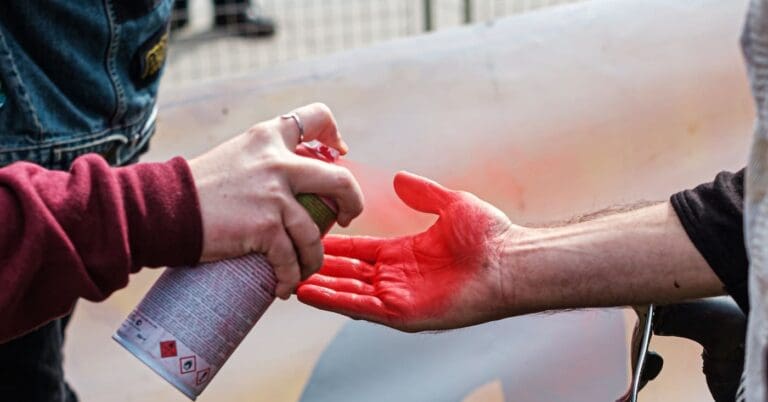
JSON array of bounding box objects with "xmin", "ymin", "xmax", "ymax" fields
[{"xmin": 164, "ymin": 0, "xmax": 586, "ymax": 89}]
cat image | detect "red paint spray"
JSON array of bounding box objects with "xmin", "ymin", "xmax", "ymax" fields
[
  {"xmin": 298, "ymin": 171, "xmax": 506, "ymax": 330},
  {"xmin": 114, "ymin": 142, "xmax": 338, "ymax": 400}
]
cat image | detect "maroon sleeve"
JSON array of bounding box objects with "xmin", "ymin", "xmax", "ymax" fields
[{"xmin": 0, "ymin": 154, "xmax": 203, "ymax": 342}]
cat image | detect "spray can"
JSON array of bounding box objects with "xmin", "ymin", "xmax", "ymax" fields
[{"xmin": 113, "ymin": 142, "xmax": 339, "ymax": 400}]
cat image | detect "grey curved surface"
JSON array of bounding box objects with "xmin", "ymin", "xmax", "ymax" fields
[{"xmin": 300, "ymin": 309, "xmax": 627, "ymax": 402}]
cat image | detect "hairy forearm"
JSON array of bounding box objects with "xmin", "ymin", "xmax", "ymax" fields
[{"xmin": 506, "ymin": 201, "xmax": 726, "ymax": 315}]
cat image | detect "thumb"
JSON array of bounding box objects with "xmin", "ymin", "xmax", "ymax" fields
[{"xmin": 393, "ymin": 171, "xmax": 455, "ymax": 215}]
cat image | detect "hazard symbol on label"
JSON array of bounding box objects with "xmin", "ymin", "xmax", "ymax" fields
[
  {"xmin": 196, "ymin": 368, "xmax": 211, "ymax": 385},
  {"xmin": 179, "ymin": 356, "xmax": 196, "ymax": 374},
  {"xmin": 159, "ymin": 340, "xmax": 177, "ymax": 358}
]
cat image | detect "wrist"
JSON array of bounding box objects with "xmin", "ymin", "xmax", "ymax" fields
[{"xmin": 497, "ymin": 226, "xmax": 554, "ymax": 316}]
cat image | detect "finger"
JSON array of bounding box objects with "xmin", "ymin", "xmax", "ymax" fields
[
  {"xmin": 297, "ymin": 284, "xmax": 389, "ymax": 322},
  {"xmin": 294, "ymin": 142, "xmax": 339, "ymax": 164},
  {"xmin": 267, "ymin": 229, "xmax": 301, "ymax": 300},
  {"xmin": 393, "ymin": 171, "xmax": 456, "ymax": 215},
  {"xmin": 287, "ymin": 158, "xmax": 363, "ymax": 226},
  {"xmin": 323, "ymin": 235, "xmax": 386, "ymax": 263},
  {"xmin": 280, "ymin": 103, "xmax": 349, "ymax": 154},
  {"xmin": 315, "ymin": 255, "xmax": 375, "ymax": 282},
  {"xmin": 301, "ymin": 274, "xmax": 375, "ymax": 295},
  {"xmin": 282, "ymin": 200, "xmax": 323, "ymax": 280}
]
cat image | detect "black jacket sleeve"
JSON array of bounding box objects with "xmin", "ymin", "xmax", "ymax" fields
[{"xmin": 670, "ymin": 169, "xmax": 748, "ymax": 312}]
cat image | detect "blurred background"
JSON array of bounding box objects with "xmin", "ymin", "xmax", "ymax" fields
[
  {"xmin": 163, "ymin": 0, "xmax": 584, "ymax": 89},
  {"xmin": 65, "ymin": 0, "xmax": 752, "ymax": 401}
]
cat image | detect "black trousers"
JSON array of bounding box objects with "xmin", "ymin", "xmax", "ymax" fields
[
  {"xmin": 0, "ymin": 316, "xmax": 77, "ymax": 402},
  {"xmin": 0, "ymin": 147, "xmax": 145, "ymax": 402}
]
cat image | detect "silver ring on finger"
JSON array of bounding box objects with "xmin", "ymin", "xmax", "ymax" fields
[{"xmin": 280, "ymin": 112, "xmax": 305, "ymax": 143}]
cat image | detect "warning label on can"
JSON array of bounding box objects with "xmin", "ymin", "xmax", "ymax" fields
[
  {"xmin": 114, "ymin": 311, "xmax": 216, "ymax": 400},
  {"xmin": 160, "ymin": 340, "xmax": 177, "ymax": 358},
  {"xmin": 113, "ymin": 170, "xmax": 336, "ymax": 400},
  {"xmin": 196, "ymin": 368, "xmax": 211, "ymax": 386},
  {"xmin": 113, "ymin": 254, "xmax": 279, "ymax": 400},
  {"xmin": 179, "ymin": 356, "xmax": 196, "ymax": 374}
]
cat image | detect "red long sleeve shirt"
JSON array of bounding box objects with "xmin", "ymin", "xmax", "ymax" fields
[{"xmin": 0, "ymin": 154, "xmax": 203, "ymax": 342}]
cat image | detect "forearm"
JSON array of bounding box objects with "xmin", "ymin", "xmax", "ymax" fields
[
  {"xmin": 507, "ymin": 201, "xmax": 725, "ymax": 314},
  {"xmin": 0, "ymin": 155, "xmax": 201, "ymax": 341}
]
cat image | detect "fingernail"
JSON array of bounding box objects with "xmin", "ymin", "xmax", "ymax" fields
[
  {"xmin": 275, "ymin": 284, "xmax": 287, "ymax": 299},
  {"xmin": 337, "ymin": 215, "xmax": 350, "ymax": 227},
  {"xmin": 339, "ymin": 140, "xmax": 350, "ymax": 155}
]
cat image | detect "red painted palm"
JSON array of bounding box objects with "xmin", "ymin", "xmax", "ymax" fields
[{"xmin": 298, "ymin": 171, "xmax": 514, "ymax": 332}]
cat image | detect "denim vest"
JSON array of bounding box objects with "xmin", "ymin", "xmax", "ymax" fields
[{"xmin": 0, "ymin": 0, "xmax": 172, "ymax": 170}]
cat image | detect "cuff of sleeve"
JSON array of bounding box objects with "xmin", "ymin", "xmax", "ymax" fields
[
  {"xmin": 116, "ymin": 157, "xmax": 203, "ymax": 270},
  {"xmin": 670, "ymin": 192, "xmax": 748, "ymax": 311}
]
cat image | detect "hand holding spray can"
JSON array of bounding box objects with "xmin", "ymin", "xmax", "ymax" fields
[{"xmin": 113, "ymin": 142, "xmax": 339, "ymax": 400}]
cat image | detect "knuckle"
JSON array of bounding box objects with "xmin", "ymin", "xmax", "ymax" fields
[
  {"xmin": 272, "ymin": 252, "xmax": 298, "ymax": 273},
  {"xmin": 260, "ymin": 156, "xmax": 289, "ymax": 176},
  {"xmin": 333, "ymin": 168, "xmax": 355, "ymax": 191},
  {"xmin": 281, "ymin": 267, "xmax": 301, "ymax": 284},
  {"xmin": 285, "ymin": 204, "xmax": 312, "ymax": 223},
  {"xmin": 262, "ymin": 177, "xmax": 282, "ymax": 192},
  {"xmin": 246, "ymin": 124, "xmax": 274, "ymax": 142},
  {"xmin": 301, "ymin": 238, "xmax": 323, "ymax": 262},
  {"xmin": 283, "ymin": 208, "xmax": 313, "ymax": 231},
  {"xmin": 260, "ymin": 179, "xmax": 290, "ymax": 206},
  {"xmin": 308, "ymin": 103, "xmax": 338, "ymax": 130},
  {"xmin": 300, "ymin": 217, "xmax": 322, "ymax": 237},
  {"xmin": 262, "ymin": 217, "xmax": 283, "ymax": 234},
  {"xmin": 309, "ymin": 102, "xmax": 332, "ymax": 117},
  {"xmin": 273, "ymin": 191, "xmax": 292, "ymax": 208},
  {"xmin": 306, "ymin": 232, "xmax": 322, "ymax": 249},
  {"xmin": 259, "ymin": 192, "xmax": 288, "ymax": 210},
  {"xmin": 333, "ymin": 171, "xmax": 363, "ymax": 215}
]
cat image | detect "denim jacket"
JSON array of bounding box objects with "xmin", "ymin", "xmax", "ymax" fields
[{"xmin": 0, "ymin": 0, "xmax": 172, "ymax": 170}]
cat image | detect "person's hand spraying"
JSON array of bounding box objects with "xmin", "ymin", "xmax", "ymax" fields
[{"xmin": 189, "ymin": 103, "xmax": 362, "ymax": 298}]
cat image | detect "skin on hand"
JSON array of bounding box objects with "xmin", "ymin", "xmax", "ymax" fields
[
  {"xmin": 297, "ymin": 171, "xmax": 515, "ymax": 332},
  {"xmin": 188, "ymin": 103, "xmax": 363, "ymax": 299},
  {"xmin": 298, "ymin": 172, "xmax": 727, "ymax": 332}
]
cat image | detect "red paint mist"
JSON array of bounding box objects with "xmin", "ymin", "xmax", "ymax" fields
[
  {"xmin": 297, "ymin": 171, "xmax": 512, "ymax": 331},
  {"xmin": 334, "ymin": 159, "xmax": 437, "ymax": 235}
]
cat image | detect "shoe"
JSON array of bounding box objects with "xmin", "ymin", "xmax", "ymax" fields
[
  {"xmin": 170, "ymin": 16, "xmax": 188, "ymax": 32},
  {"xmin": 215, "ymin": 10, "xmax": 276, "ymax": 37},
  {"xmin": 171, "ymin": 1, "xmax": 189, "ymax": 32}
]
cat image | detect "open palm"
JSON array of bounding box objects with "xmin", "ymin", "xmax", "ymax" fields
[{"xmin": 298, "ymin": 171, "xmax": 515, "ymax": 332}]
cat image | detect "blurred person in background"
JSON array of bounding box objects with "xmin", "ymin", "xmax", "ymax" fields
[
  {"xmin": 171, "ymin": 0, "xmax": 276, "ymax": 37},
  {"xmin": 0, "ymin": 1, "xmax": 172, "ymax": 399},
  {"xmin": 0, "ymin": 1, "xmax": 314, "ymax": 401},
  {"xmin": 0, "ymin": 102, "xmax": 362, "ymax": 367}
]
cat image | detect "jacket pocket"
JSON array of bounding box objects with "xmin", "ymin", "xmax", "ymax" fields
[{"xmin": 0, "ymin": 28, "xmax": 44, "ymax": 141}]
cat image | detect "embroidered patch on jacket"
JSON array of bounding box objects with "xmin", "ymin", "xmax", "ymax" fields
[{"xmin": 132, "ymin": 25, "xmax": 170, "ymax": 87}]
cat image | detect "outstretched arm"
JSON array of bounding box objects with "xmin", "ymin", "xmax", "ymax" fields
[
  {"xmin": 509, "ymin": 201, "xmax": 722, "ymax": 313},
  {"xmin": 298, "ymin": 172, "xmax": 724, "ymax": 332},
  {"xmin": 0, "ymin": 103, "xmax": 363, "ymax": 342}
]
